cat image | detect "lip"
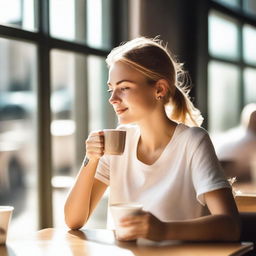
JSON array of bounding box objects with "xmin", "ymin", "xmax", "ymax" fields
[{"xmin": 115, "ymin": 108, "xmax": 128, "ymax": 115}]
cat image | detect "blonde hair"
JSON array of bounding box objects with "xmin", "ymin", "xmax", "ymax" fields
[{"xmin": 106, "ymin": 37, "xmax": 203, "ymax": 127}]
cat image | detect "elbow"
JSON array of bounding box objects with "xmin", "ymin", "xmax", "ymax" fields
[
  {"xmin": 65, "ymin": 217, "xmax": 85, "ymax": 230},
  {"xmin": 64, "ymin": 207, "xmax": 88, "ymax": 230},
  {"xmin": 64, "ymin": 203, "xmax": 88, "ymax": 230}
]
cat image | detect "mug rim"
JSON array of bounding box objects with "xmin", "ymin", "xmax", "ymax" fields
[{"xmin": 103, "ymin": 129, "xmax": 126, "ymax": 132}]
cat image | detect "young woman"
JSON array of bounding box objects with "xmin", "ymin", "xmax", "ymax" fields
[{"xmin": 64, "ymin": 37, "xmax": 240, "ymax": 242}]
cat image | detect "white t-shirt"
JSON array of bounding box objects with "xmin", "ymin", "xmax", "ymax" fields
[{"xmin": 95, "ymin": 123, "xmax": 230, "ymax": 227}]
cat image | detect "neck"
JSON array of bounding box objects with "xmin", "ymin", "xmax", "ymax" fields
[{"xmin": 137, "ymin": 111, "xmax": 177, "ymax": 152}]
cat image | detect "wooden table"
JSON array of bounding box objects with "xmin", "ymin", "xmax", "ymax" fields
[
  {"xmin": 233, "ymin": 182, "xmax": 256, "ymax": 212},
  {"xmin": 1, "ymin": 228, "xmax": 253, "ymax": 256},
  {"xmin": 234, "ymin": 183, "xmax": 256, "ymax": 194}
]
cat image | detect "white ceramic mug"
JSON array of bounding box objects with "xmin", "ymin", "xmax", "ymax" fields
[
  {"xmin": 110, "ymin": 203, "xmax": 143, "ymax": 238},
  {"xmin": 103, "ymin": 129, "xmax": 126, "ymax": 155},
  {"xmin": 0, "ymin": 206, "xmax": 14, "ymax": 245}
]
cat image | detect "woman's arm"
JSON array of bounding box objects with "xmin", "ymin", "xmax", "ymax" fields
[
  {"xmin": 64, "ymin": 161, "xmax": 108, "ymax": 229},
  {"xmin": 64, "ymin": 131, "xmax": 108, "ymax": 230},
  {"xmin": 117, "ymin": 188, "xmax": 241, "ymax": 241},
  {"xmin": 164, "ymin": 188, "xmax": 240, "ymax": 241}
]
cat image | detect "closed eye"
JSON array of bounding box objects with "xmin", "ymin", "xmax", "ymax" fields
[
  {"xmin": 107, "ymin": 87, "xmax": 129, "ymax": 94},
  {"xmin": 121, "ymin": 87, "xmax": 130, "ymax": 91},
  {"xmin": 107, "ymin": 89, "xmax": 113, "ymax": 94}
]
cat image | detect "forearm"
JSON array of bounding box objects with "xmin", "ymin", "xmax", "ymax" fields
[
  {"xmin": 164, "ymin": 214, "xmax": 240, "ymax": 241},
  {"xmin": 64, "ymin": 158, "xmax": 99, "ymax": 229}
]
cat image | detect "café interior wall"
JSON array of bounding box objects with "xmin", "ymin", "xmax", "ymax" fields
[
  {"xmin": 137, "ymin": 0, "xmax": 200, "ymax": 100},
  {"xmin": 130, "ymin": 0, "xmax": 208, "ymax": 126}
]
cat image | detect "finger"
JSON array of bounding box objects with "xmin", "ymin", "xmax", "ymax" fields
[
  {"xmin": 90, "ymin": 130, "xmax": 104, "ymax": 136},
  {"xmin": 119, "ymin": 219, "xmax": 144, "ymax": 227},
  {"xmin": 87, "ymin": 136, "xmax": 104, "ymax": 144},
  {"xmin": 88, "ymin": 130, "xmax": 104, "ymax": 139},
  {"xmin": 117, "ymin": 235, "xmax": 137, "ymax": 241},
  {"xmin": 86, "ymin": 141, "xmax": 104, "ymax": 149},
  {"xmin": 120, "ymin": 213, "xmax": 146, "ymax": 223}
]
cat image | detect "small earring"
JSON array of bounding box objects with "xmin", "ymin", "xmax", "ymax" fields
[{"xmin": 157, "ymin": 96, "xmax": 162, "ymax": 100}]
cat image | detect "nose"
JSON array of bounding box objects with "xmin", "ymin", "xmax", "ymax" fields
[{"xmin": 108, "ymin": 90, "xmax": 121, "ymax": 105}]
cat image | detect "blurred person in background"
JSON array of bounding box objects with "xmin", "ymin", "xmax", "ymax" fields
[
  {"xmin": 64, "ymin": 37, "xmax": 240, "ymax": 242},
  {"xmin": 216, "ymin": 103, "xmax": 256, "ymax": 182}
]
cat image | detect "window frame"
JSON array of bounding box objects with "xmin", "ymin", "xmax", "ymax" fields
[
  {"xmin": 0, "ymin": 0, "xmax": 128, "ymax": 229},
  {"xmin": 196, "ymin": 0, "xmax": 256, "ymax": 130}
]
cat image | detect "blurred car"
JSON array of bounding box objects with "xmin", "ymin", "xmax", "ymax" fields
[
  {"xmin": 0, "ymin": 89, "xmax": 74, "ymax": 207},
  {"xmin": 0, "ymin": 91, "xmax": 34, "ymax": 121}
]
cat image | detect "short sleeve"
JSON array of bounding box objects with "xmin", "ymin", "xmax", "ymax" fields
[
  {"xmin": 95, "ymin": 155, "xmax": 110, "ymax": 185},
  {"xmin": 191, "ymin": 133, "xmax": 230, "ymax": 205}
]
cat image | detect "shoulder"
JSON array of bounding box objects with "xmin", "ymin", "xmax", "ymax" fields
[
  {"xmin": 178, "ymin": 124, "xmax": 209, "ymax": 141},
  {"xmin": 176, "ymin": 124, "xmax": 212, "ymax": 153}
]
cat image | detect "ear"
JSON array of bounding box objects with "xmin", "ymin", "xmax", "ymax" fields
[{"xmin": 155, "ymin": 79, "xmax": 169, "ymax": 98}]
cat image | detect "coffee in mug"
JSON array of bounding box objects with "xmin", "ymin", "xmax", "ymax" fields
[
  {"xmin": 0, "ymin": 206, "xmax": 14, "ymax": 245},
  {"xmin": 103, "ymin": 129, "xmax": 126, "ymax": 155}
]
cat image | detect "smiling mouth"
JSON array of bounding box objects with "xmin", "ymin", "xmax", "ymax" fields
[{"xmin": 115, "ymin": 108, "xmax": 128, "ymax": 115}]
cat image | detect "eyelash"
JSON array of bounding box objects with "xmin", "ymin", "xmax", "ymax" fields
[
  {"xmin": 121, "ymin": 87, "xmax": 130, "ymax": 91},
  {"xmin": 107, "ymin": 87, "xmax": 130, "ymax": 94}
]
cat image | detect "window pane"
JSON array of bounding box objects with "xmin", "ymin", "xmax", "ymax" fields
[
  {"xmin": 244, "ymin": 68, "xmax": 256, "ymax": 105},
  {"xmin": 243, "ymin": 25, "xmax": 256, "ymax": 65},
  {"xmin": 50, "ymin": 50, "xmax": 76, "ymax": 175},
  {"xmin": 0, "ymin": 38, "xmax": 38, "ymax": 237},
  {"xmin": 213, "ymin": 0, "xmax": 240, "ymax": 9},
  {"xmin": 51, "ymin": 50, "xmax": 77, "ymax": 228},
  {"xmin": 208, "ymin": 61, "xmax": 241, "ymax": 134},
  {"xmin": 0, "ymin": 0, "xmax": 36, "ymax": 31},
  {"xmin": 243, "ymin": 0, "xmax": 256, "ymax": 17},
  {"xmin": 86, "ymin": 0, "xmax": 112, "ymax": 49},
  {"xmin": 50, "ymin": 0, "xmax": 112, "ymax": 50},
  {"xmin": 88, "ymin": 55, "xmax": 116, "ymax": 131},
  {"xmin": 209, "ymin": 11, "xmax": 239, "ymax": 60}
]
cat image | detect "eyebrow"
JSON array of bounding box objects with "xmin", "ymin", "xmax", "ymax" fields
[{"xmin": 107, "ymin": 79, "xmax": 136, "ymax": 87}]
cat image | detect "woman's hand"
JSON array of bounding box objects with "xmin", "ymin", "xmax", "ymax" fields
[
  {"xmin": 85, "ymin": 131, "xmax": 104, "ymax": 161},
  {"xmin": 116, "ymin": 211, "xmax": 166, "ymax": 241}
]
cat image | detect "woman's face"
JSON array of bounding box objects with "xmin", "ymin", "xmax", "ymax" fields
[{"xmin": 107, "ymin": 61, "xmax": 158, "ymax": 124}]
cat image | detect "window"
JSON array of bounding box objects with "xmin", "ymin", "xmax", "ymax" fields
[
  {"xmin": 0, "ymin": 37, "xmax": 38, "ymax": 236},
  {"xmin": 0, "ymin": 0, "xmax": 124, "ymax": 237},
  {"xmin": 208, "ymin": 1, "xmax": 256, "ymax": 135}
]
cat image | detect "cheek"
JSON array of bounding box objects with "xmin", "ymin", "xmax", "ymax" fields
[
  {"xmin": 128, "ymin": 90, "xmax": 155, "ymax": 105},
  {"xmin": 135, "ymin": 94, "xmax": 156, "ymax": 110}
]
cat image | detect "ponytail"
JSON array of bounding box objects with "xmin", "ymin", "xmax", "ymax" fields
[{"xmin": 169, "ymin": 86, "xmax": 203, "ymax": 127}]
